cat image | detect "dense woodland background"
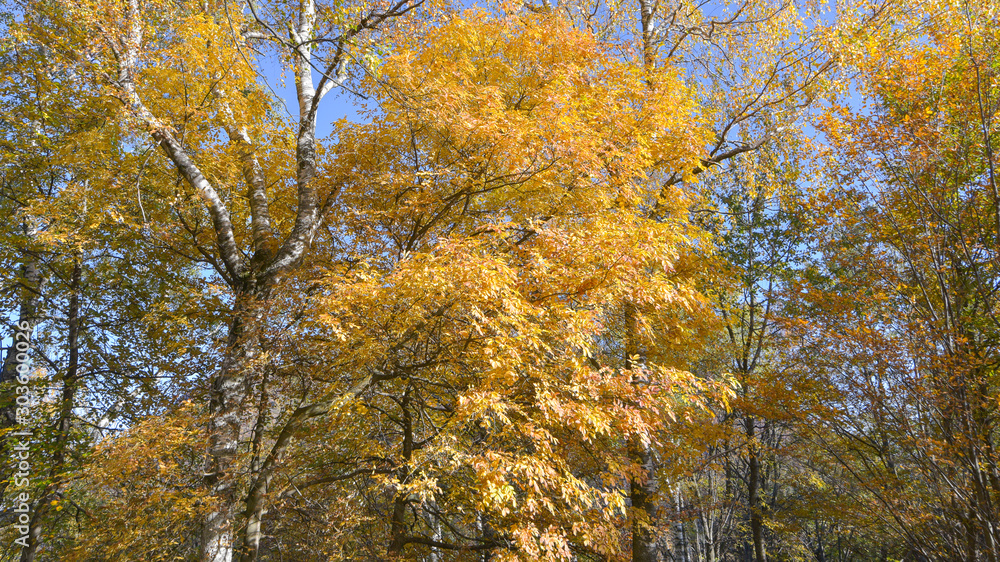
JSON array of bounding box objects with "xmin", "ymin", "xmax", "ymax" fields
[{"xmin": 0, "ymin": 0, "xmax": 997, "ymax": 560}]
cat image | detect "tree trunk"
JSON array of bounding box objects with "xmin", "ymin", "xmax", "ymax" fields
[
  {"xmin": 201, "ymin": 291, "xmax": 259, "ymax": 562},
  {"xmin": 626, "ymin": 302, "xmax": 659, "ymax": 562},
  {"xmin": 21, "ymin": 259, "xmax": 81, "ymax": 562},
  {"xmin": 631, "ymin": 445, "xmax": 658, "ymax": 562},
  {"xmin": 1, "ymin": 257, "xmax": 44, "ymax": 424},
  {"xmin": 388, "ymin": 387, "xmax": 414, "ymax": 557},
  {"xmin": 745, "ymin": 416, "xmax": 766, "ymax": 562}
]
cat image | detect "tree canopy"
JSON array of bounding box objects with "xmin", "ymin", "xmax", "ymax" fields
[{"xmin": 1, "ymin": 0, "xmax": 998, "ymax": 560}]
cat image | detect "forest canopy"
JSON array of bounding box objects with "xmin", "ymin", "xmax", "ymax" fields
[{"xmin": 0, "ymin": 0, "xmax": 998, "ymax": 560}]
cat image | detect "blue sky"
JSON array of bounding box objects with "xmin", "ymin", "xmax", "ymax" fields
[{"xmin": 254, "ymin": 50, "xmax": 365, "ymax": 140}]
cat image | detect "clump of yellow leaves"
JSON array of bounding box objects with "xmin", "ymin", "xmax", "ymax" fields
[{"xmin": 60, "ymin": 405, "xmax": 212, "ymax": 562}]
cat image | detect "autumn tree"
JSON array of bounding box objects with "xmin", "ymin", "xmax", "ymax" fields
[
  {"xmin": 2, "ymin": 0, "xmax": 432, "ymax": 559},
  {"xmin": 803, "ymin": 0, "xmax": 1000, "ymax": 558},
  {"xmin": 0, "ymin": 10, "xmax": 223, "ymax": 561}
]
